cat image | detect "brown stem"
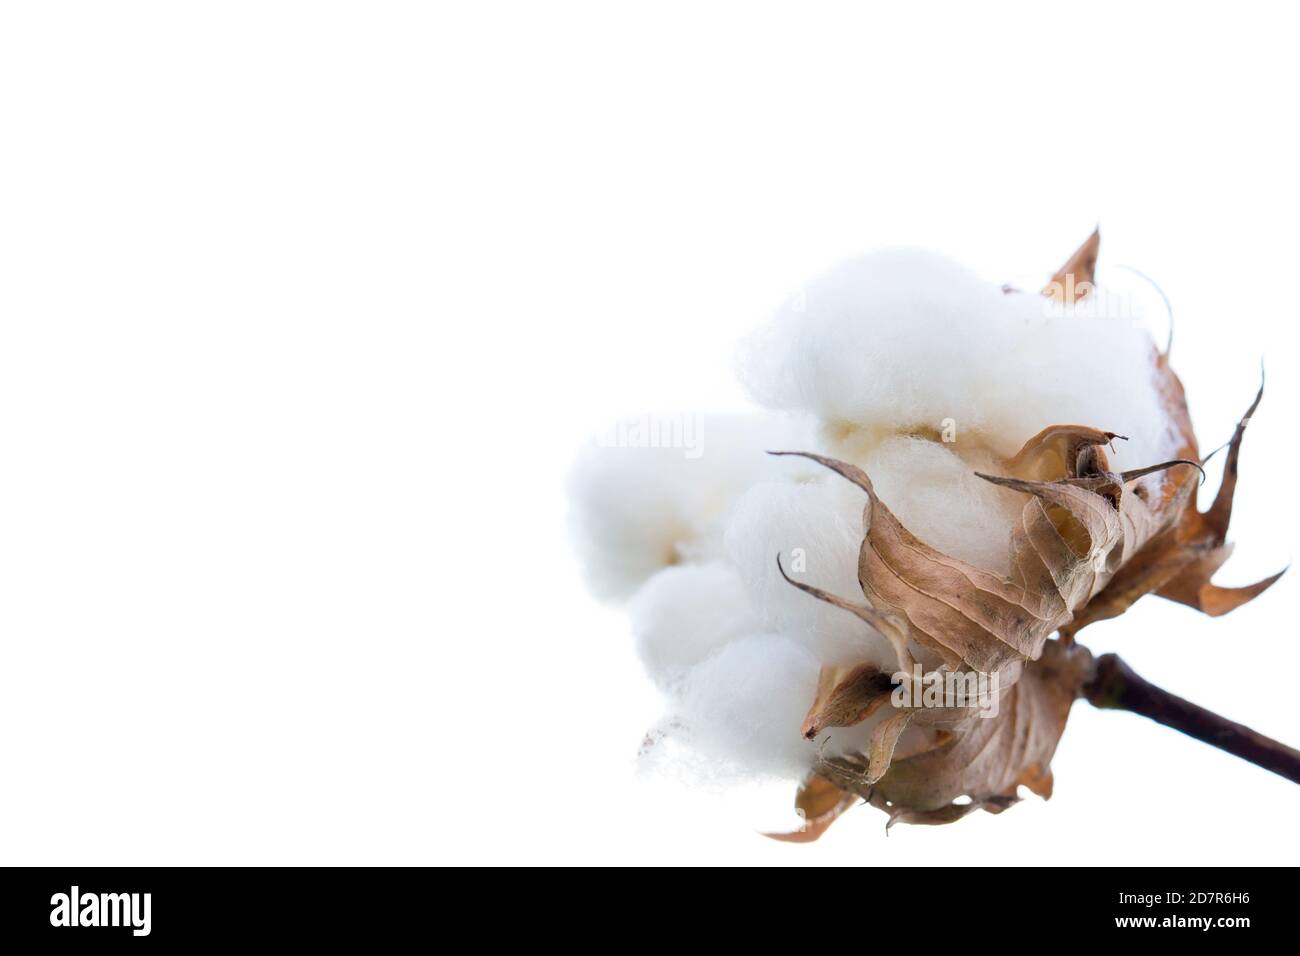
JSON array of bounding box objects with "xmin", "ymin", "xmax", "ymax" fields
[{"xmin": 1083, "ymin": 652, "xmax": 1300, "ymax": 785}]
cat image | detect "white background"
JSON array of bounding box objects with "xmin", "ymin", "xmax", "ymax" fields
[{"xmin": 1, "ymin": 3, "xmax": 1296, "ymax": 865}]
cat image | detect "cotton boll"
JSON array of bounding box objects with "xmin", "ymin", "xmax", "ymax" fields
[
  {"xmin": 566, "ymin": 412, "xmax": 817, "ymax": 600},
  {"xmin": 630, "ymin": 563, "xmax": 758, "ymax": 689},
  {"xmin": 738, "ymin": 249, "xmax": 1180, "ymax": 471},
  {"xmin": 577, "ymin": 245, "xmax": 1193, "ymax": 793},
  {"xmin": 724, "ymin": 476, "xmax": 895, "ymax": 668}
]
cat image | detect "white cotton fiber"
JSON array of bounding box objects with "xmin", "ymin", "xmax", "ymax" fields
[
  {"xmin": 629, "ymin": 562, "xmax": 759, "ymax": 689},
  {"xmin": 659, "ymin": 633, "xmax": 909, "ymax": 782},
  {"xmin": 566, "ymin": 412, "xmax": 816, "ymax": 600},
  {"xmin": 739, "ymin": 249, "xmax": 1179, "ymax": 471},
  {"xmin": 666, "ymin": 634, "xmax": 822, "ymax": 779},
  {"xmin": 850, "ymin": 435, "xmax": 1027, "ymax": 573},
  {"xmin": 723, "ymin": 475, "xmax": 893, "ymax": 667}
]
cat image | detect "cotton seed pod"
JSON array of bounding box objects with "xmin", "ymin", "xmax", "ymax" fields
[{"xmin": 769, "ymin": 232, "xmax": 1282, "ymax": 838}]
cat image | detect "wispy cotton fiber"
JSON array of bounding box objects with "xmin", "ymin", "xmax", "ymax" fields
[{"xmin": 569, "ymin": 247, "xmax": 1179, "ymax": 789}]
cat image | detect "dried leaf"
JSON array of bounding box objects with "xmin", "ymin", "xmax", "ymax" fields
[
  {"xmin": 1065, "ymin": 376, "xmax": 1285, "ymax": 633},
  {"xmin": 800, "ymin": 662, "xmax": 895, "ymax": 739},
  {"xmin": 774, "ymin": 425, "xmax": 1238, "ymax": 825},
  {"xmin": 1154, "ymin": 378, "xmax": 1286, "ymax": 614},
  {"xmin": 870, "ymin": 793, "xmax": 1018, "ymax": 829},
  {"xmin": 868, "ymin": 640, "xmax": 1089, "ymax": 813},
  {"xmin": 1159, "ymin": 546, "xmax": 1285, "ymax": 616},
  {"xmin": 775, "ymin": 552, "xmax": 916, "ymax": 670},
  {"xmin": 798, "ymin": 641, "xmax": 1087, "ymax": 832},
  {"xmin": 866, "ymin": 711, "xmax": 915, "ymax": 784},
  {"xmin": 764, "ymin": 774, "xmax": 858, "ymax": 843},
  {"xmin": 1006, "ymin": 423, "xmax": 1122, "ymax": 481},
  {"xmin": 774, "ymin": 440, "xmax": 1191, "ymax": 681},
  {"xmin": 799, "ymin": 640, "xmax": 1086, "ymax": 833}
]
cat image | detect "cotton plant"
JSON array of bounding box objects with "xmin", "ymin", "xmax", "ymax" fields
[{"xmin": 568, "ymin": 232, "xmax": 1290, "ymax": 838}]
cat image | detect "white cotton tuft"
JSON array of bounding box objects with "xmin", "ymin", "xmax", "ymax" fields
[
  {"xmin": 739, "ymin": 248, "xmax": 1179, "ymax": 471},
  {"xmin": 566, "ymin": 413, "xmax": 815, "ymax": 600},
  {"xmin": 629, "ymin": 563, "xmax": 758, "ymax": 689},
  {"xmin": 666, "ymin": 634, "xmax": 822, "ymax": 779},
  {"xmin": 850, "ymin": 436, "xmax": 1026, "ymax": 573},
  {"xmin": 723, "ymin": 476, "xmax": 893, "ymax": 668},
  {"xmin": 650, "ymin": 633, "xmax": 901, "ymax": 784}
]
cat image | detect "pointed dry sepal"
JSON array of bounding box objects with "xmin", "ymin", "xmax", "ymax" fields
[
  {"xmin": 799, "ymin": 661, "xmax": 895, "ymax": 740},
  {"xmin": 1067, "ymin": 378, "xmax": 1284, "ymax": 631},
  {"xmin": 1154, "ymin": 377, "xmax": 1287, "ymax": 615},
  {"xmin": 764, "ymin": 773, "xmax": 859, "ymax": 843},
  {"xmin": 1042, "ymin": 227, "xmax": 1100, "ymax": 303},
  {"xmin": 775, "ymin": 551, "xmax": 915, "ymax": 671}
]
